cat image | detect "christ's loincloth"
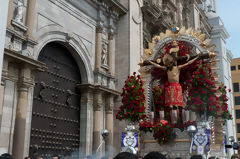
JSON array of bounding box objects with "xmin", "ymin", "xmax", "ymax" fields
[{"xmin": 165, "ymin": 83, "xmax": 184, "ymax": 107}]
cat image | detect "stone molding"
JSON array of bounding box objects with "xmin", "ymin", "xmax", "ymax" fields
[
  {"xmin": 4, "ymin": 48, "xmax": 46, "ymax": 72},
  {"xmin": 91, "ymin": 0, "xmax": 127, "ymax": 16},
  {"xmin": 105, "ymin": 95, "xmax": 114, "ymax": 113},
  {"xmin": 33, "ymin": 27, "xmax": 93, "ymax": 84},
  {"xmin": 11, "ymin": 19, "xmax": 28, "ymax": 32},
  {"xmin": 77, "ymin": 84, "xmax": 120, "ymax": 111}
]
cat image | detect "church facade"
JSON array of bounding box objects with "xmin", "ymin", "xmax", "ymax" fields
[{"xmin": 0, "ymin": 0, "xmax": 235, "ymax": 159}]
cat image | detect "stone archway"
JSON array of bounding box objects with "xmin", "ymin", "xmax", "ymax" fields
[{"xmin": 29, "ymin": 42, "xmax": 82, "ymax": 158}]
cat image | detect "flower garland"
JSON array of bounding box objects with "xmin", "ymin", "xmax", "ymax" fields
[{"xmin": 116, "ymin": 72, "xmax": 146, "ymax": 122}]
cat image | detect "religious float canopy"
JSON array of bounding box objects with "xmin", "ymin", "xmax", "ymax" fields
[{"xmin": 116, "ymin": 27, "xmax": 232, "ymax": 154}]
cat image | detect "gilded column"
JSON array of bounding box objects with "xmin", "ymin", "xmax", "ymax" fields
[
  {"xmin": 93, "ymin": 91, "xmax": 103, "ymax": 154},
  {"xmin": 12, "ymin": 66, "xmax": 32, "ymax": 159},
  {"xmin": 105, "ymin": 95, "xmax": 114, "ymax": 155},
  {"xmin": 108, "ymin": 32, "xmax": 114, "ymax": 75},
  {"xmin": 95, "ymin": 25, "xmax": 103, "ymax": 71},
  {"xmin": 7, "ymin": 0, "xmax": 13, "ymax": 29},
  {"xmin": 25, "ymin": 0, "xmax": 36, "ymax": 39}
]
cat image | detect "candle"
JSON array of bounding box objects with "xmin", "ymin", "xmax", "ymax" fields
[
  {"xmin": 171, "ymin": 109, "xmax": 177, "ymax": 123},
  {"xmin": 159, "ymin": 110, "xmax": 165, "ymax": 120},
  {"xmin": 185, "ymin": 110, "xmax": 190, "ymax": 122},
  {"xmin": 150, "ymin": 111, "xmax": 154, "ymax": 124}
]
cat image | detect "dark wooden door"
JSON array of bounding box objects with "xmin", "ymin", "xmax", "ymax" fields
[{"xmin": 29, "ymin": 43, "xmax": 81, "ymax": 158}]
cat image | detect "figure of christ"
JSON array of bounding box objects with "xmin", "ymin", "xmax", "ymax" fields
[{"xmin": 148, "ymin": 55, "xmax": 200, "ymax": 123}]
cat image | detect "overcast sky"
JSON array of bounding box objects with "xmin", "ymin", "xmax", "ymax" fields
[{"xmin": 218, "ymin": 0, "xmax": 240, "ymax": 58}]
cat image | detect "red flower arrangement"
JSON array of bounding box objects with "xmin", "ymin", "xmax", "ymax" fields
[
  {"xmin": 116, "ymin": 72, "xmax": 146, "ymax": 122},
  {"xmin": 187, "ymin": 62, "xmax": 218, "ymax": 117},
  {"xmin": 139, "ymin": 120, "xmax": 154, "ymax": 132},
  {"xmin": 187, "ymin": 62, "xmax": 232, "ymax": 121},
  {"xmin": 218, "ymin": 84, "xmax": 232, "ymax": 120},
  {"xmin": 152, "ymin": 120, "xmax": 174, "ymax": 145}
]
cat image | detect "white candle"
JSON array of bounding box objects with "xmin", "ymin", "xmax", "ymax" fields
[
  {"xmin": 171, "ymin": 109, "xmax": 177, "ymax": 123},
  {"xmin": 185, "ymin": 110, "xmax": 190, "ymax": 122},
  {"xmin": 159, "ymin": 110, "xmax": 165, "ymax": 120},
  {"xmin": 150, "ymin": 111, "xmax": 154, "ymax": 124}
]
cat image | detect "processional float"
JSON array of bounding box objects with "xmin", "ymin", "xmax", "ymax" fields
[{"xmin": 116, "ymin": 27, "xmax": 232, "ymax": 158}]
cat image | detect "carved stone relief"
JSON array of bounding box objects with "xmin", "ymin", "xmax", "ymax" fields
[{"xmin": 101, "ymin": 42, "xmax": 108, "ymax": 67}]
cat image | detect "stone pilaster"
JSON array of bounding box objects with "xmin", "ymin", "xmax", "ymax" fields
[
  {"xmin": 7, "ymin": 0, "xmax": 13, "ymax": 29},
  {"xmin": 0, "ymin": 57, "xmax": 8, "ymax": 136},
  {"xmin": 93, "ymin": 90, "xmax": 103, "ymax": 154},
  {"xmin": 108, "ymin": 32, "xmax": 114, "ymax": 76},
  {"xmin": 12, "ymin": 66, "xmax": 33, "ymax": 159},
  {"xmin": 95, "ymin": 25, "xmax": 103, "ymax": 71},
  {"xmin": 80, "ymin": 90, "xmax": 94, "ymax": 157},
  {"xmin": 105, "ymin": 95, "xmax": 114, "ymax": 156},
  {"xmin": 25, "ymin": 0, "xmax": 36, "ymax": 40},
  {"xmin": 0, "ymin": 82, "xmax": 5, "ymax": 132}
]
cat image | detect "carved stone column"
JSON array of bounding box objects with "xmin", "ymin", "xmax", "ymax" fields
[
  {"xmin": 93, "ymin": 90, "xmax": 103, "ymax": 154},
  {"xmin": 105, "ymin": 95, "xmax": 114, "ymax": 155},
  {"xmin": 12, "ymin": 66, "xmax": 33, "ymax": 159},
  {"xmin": 108, "ymin": 32, "xmax": 114, "ymax": 75},
  {"xmin": 0, "ymin": 58, "xmax": 8, "ymax": 125},
  {"xmin": 95, "ymin": 25, "xmax": 103, "ymax": 71},
  {"xmin": 80, "ymin": 90, "xmax": 94, "ymax": 156},
  {"xmin": 25, "ymin": 0, "xmax": 36, "ymax": 40},
  {"xmin": 0, "ymin": 82, "xmax": 5, "ymax": 130},
  {"xmin": 7, "ymin": 0, "xmax": 13, "ymax": 29}
]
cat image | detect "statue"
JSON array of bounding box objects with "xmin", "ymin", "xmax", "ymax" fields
[
  {"xmin": 15, "ymin": 0, "xmax": 24, "ymax": 23},
  {"xmin": 148, "ymin": 55, "xmax": 200, "ymax": 108},
  {"xmin": 101, "ymin": 43, "xmax": 108, "ymax": 66}
]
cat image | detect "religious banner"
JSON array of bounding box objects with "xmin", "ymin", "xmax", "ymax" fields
[
  {"xmin": 192, "ymin": 128, "xmax": 210, "ymax": 154},
  {"xmin": 121, "ymin": 131, "xmax": 139, "ymax": 154}
]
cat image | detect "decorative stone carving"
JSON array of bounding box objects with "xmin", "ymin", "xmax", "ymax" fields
[
  {"xmin": 93, "ymin": 91, "xmax": 103, "ymax": 111},
  {"xmin": 108, "ymin": 32, "xmax": 114, "ymax": 40},
  {"xmin": 96, "ymin": 25, "xmax": 103, "ymax": 33},
  {"xmin": 101, "ymin": 43, "xmax": 108, "ymax": 66},
  {"xmin": 15, "ymin": 0, "xmax": 24, "ymax": 23}
]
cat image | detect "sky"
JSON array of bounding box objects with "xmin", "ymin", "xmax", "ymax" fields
[{"xmin": 218, "ymin": 0, "xmax": 240, "ymax": 58}]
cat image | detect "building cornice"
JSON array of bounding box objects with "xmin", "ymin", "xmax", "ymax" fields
[
  {"xmin": 211, "ymin": 25, "xmax": 229, "ymax": 40},
  {"xmin": 77, "ymin": 83, "xmax": 120, "ymax": 96},
  {"xmin": 226, "ymin": 49, "xmax": 233, "ymax": 61},
  {"xmin": 4, "ymin": 48, "xmax": 47, "ymax": 72},
  {"xmin": 92, "ymin": 0, "xmax": 127, "ymax": 16}
]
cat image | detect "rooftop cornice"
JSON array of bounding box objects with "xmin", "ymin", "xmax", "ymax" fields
[
  {"xmin": 211, "ymin": 25, "xmax": 230, "ymax": 40},
  {"xmin": 92, "ymin": 0, "xmax": 127, "ymax": 16}
]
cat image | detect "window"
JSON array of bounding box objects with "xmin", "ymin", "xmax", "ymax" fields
[
  {"xmin": 238, "ymin": 137, "xmax": 240, "ymax": 141},
  {"xmin": 236, "ymin": 110, "xmax": 240, "ymax": 119},
  {"xmin": 238, "ymin": 65, "xmax": 240, "ymax": 70},
  {"xmin": 235, "ymin": 96, "xmax": 240, "ymax": 105},
  {"xmin": 237, "ymin": 124, "xmax": 240, "ymax": 133},
  {"xmin": 233, "ymin": 83, "xmax": 239, "ymax": 92},
  {"xmin": 231, "ymin": 66, "xmax": 236, "ymax": 71}
]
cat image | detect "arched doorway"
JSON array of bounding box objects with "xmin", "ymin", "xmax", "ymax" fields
[{"xmin": 29, "ymin": 42, "xmax": 81, "ymax": 158}]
